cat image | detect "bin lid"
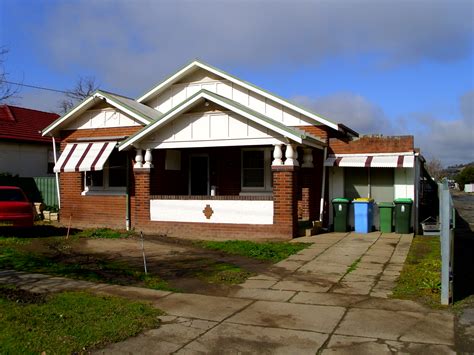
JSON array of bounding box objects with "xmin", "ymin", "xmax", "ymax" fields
[
  {"xmin": 378, "ymin": 202, "xmax": 394, "ymax": 208},
  {"xmin": 353, "ymin": 198, "xmax": 374, "ymax": 203},
  {"xmin": 332, "ymin": 198, "xmax": 350, "ymax": 203},
  {"xmin": 394, "ymin": 198, "xmax": 413, "ymax": 204}
]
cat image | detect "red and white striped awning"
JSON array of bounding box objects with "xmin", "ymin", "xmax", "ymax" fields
[
  {"xmin": 53, "ymin": 142, "xmax": 116, "ymax": 173},
  {"xmin": 325, "ymin": 154, "xmax": 415, "ymax": 168}
]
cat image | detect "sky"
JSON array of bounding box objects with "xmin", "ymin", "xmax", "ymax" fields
[{"xmin": 0, "ymin": 0, "xmax": 473, "ymax": 166}]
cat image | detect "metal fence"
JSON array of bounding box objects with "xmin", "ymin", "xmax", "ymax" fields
[
  {"xmin": 33, "ymin": 177, "xmax": 58, "ymax": 207},
  {"xmin": 439, "ymin": 179, "xmax": 455, "ymax": 305}
]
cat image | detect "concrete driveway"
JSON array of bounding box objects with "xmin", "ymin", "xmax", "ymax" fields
[
  {"xmin": 95, "ymin": 232, "xmax": 454, "ymax": 354},
  {"xmin": 0, "ymin": 232, "xmax": 455, "ymax": 354}
]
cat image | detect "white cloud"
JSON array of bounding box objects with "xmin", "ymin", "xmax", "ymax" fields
[
  {"xmin": 292, "ymin": 90, "xmax": 474, "ymax": 166},
  {"xmin": 292, "ymin": 92, "xmax": 393, "ymax": 134},
  {"xmin": 33, "ymin": 0, "xmax": 474, "ymax": 94}
]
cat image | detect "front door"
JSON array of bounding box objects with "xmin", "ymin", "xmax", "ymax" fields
[{"xmin": 189, "ymin": 155, "xmax": 209, "ymax": 195}]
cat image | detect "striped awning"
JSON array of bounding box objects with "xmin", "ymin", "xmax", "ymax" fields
[
  {"xmin": 53, "ymin": 142, "xmax": 116, "ymax": 173},
  {"xmin": 325, "ymin": 154, "xmax": 415, "ymax": 168}
]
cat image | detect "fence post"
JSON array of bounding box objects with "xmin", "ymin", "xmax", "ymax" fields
[{"xmin": 439, "ymin": 179, "xmax": 452, "ymax": 305}]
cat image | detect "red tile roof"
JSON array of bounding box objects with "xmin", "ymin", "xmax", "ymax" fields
[{"xmin": 0, "ymin": 105, "xmax": 60, "ymax": 143}]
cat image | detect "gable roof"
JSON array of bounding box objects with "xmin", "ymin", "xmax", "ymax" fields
[
  {"xmin": 0, "ymin": 105, "xmax": 60, "ymax": 143},
  {"xmin": 119, "ymin": 89, "xmax": 325, "ymax": 151},
  {"xmin": 42, "ymin": 90, "xmax": 159, "ymax": 136},
  {"xmin": 137, "ymin": 60, "xmax": 357, "ymax": 136}
]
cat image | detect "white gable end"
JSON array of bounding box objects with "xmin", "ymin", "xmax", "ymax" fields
[
  {"xmin": 64, "ymin": 108, "xmax": 142, "ymax": 130},
  {"xmin": 141, "ymin": 110, "xmax": 286, "ymax": 149},
  {"xmin": 145, "ymin": 68, "xmax": 319, "ymax": 128}
]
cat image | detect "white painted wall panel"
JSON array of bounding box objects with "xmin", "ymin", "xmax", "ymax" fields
[
  {"xmin": 209, "ymin": 114, "xmax": 228, "ymax": 139},
  {"xmin": 150, "ymin": 199, "xmax": 273, "ymax": 224},
  {"xmin": 149, "ymin": 78, "xmax": 316, "ymax": 127},
  {"xmin": 0, "ymin": 142, "xmax": 50, "ymax": 177},
  {"xmin": 143, "ymin": 111, "xmax": 285, "ymax": 149},
  {"xmin": 66, "ymin": 109, "xmax": 142, "ymax": 130},
  {"xmin": 394, "ymin": 168, "xmax": 415, "ymax": 200}
]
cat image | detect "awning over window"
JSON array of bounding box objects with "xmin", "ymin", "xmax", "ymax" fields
[
  {"xmin": 53, "ymin": 142, "xmax": 116, "ymax": 173},
  {"xmin": 325, "ymin": 154, "xmax": 415, "ymax": 168}
]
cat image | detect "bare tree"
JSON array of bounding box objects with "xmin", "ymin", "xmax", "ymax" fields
[
  {"xmin": 0, "ymin": 47, "xmax": 21, "ymax": 103},
  {"xmin": 425, "ymin": 158, "xmax": 445, "ymax": 182},
  {"xmin": 59, "ymin": 76, "xmax": 99, "ymax": 113}
]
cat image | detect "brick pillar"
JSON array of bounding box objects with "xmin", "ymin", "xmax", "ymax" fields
[
  {"xmin": 133, "ymin": 168, "xmax": 150, "ymax": 227},
  {"xmin": 272, "ymin": 165, "xmax": 298, "ymax": 238}
]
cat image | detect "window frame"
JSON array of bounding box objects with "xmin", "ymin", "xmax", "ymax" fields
[
  {"xmin": 240, "ymin": 147, "xmax": 272, "ymax": 194},
  {"xmin": 82, "ymin": 154, "xmax": 127, "ymax": 196}
]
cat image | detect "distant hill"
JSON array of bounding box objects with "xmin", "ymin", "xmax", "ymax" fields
[{"xmin": 444, "ymin": 162, "xmax": 474, "ymax": 179}]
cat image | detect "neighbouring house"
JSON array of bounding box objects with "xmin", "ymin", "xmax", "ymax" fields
[
  {"xmin": 0, "ymin": 104, "xmax": 59, "ymax": 177},
  {"xmin": 42, "ymin": 60, "xmax": 431, "ymax": 239}
]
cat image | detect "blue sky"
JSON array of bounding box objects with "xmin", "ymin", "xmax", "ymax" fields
[{"xmin": 1, "ymin": 0, "xmax": 473, "ymax": 165}]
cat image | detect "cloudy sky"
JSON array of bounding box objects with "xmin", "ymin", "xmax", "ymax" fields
[{"xmin": 1, "ymin": 0, "xmax": 473, "ymax": 166}]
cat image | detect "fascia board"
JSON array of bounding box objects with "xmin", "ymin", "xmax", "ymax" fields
[
  {"xmin": 200, "ymin": 92, "xmax": 303, "ymax": 144},
  {"xmin": 120, "ymin": 90, "xmax": 305, "ymax": 151},
  {"xmin": 42, "ymin": 96, "xmax": 97, "ymax": 136},
  {"xmin": 119, "ymin": 93, "xmax": 204, "ymax": 150},
  {"xmin": 137, "ymin": 61, "xmax": 197, "ymax": 103},
  {"xmin": 137, "ymin": 60, "xmax": 340, "ymax": 131}
]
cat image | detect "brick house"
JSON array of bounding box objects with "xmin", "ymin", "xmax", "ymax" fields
[{"xmin": 42, "ymin": 61, "xmax": 425, "ymax": 239}]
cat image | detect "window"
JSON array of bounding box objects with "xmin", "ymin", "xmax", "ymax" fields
[
  {"xmin": 241, "ymin": 148, "xmax": 272, "ymax": 193},
  {"xmin": 83, "ymin": 150, "xmax": 127, "ymax": 194}
]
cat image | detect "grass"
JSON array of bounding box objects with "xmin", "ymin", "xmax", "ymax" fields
[
  {"xmin": 346, "ymin": 257, "xmax": 361, "ymax": 274},
  {"xmin": 75, "ymin": 228, "xmax": 135, "ymax": 239},
  {"xmin": 392, "ymin": 236, "xmax": 441, "ymax": 308},
  {"xmin": 196, "ymin": 240, "xmax": 311, "ymax": 263},
  {"xmin": 0, "ymin": 287, "xmax": 161, "ymax": 354},
  {"xmin": 195, "ymin": 263, "xmax": 255, "ymax": 284},
  {"xmin": 0, "ymin": 240, "xmax": 177, "ymax": 292}
]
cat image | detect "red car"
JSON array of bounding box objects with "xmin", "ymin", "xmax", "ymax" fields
[{"xmin": 0, "ymin": 186, "xmax": 35, "ymax": 227}]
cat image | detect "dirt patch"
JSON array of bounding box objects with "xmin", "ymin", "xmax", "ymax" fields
[
  {"xmin": 0, "ymin": 287, "xmax": 46, "ymax": 304},
  {"xmin": 5, "ymin": 234, "xmax": 274, "ymax": 296}
]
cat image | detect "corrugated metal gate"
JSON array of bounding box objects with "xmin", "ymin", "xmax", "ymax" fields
[{"xmin": 439, "ymin": 179, "xmax": 455, "ymax": 305}]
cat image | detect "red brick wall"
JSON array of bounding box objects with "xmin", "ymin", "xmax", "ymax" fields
[
  {"xmin": 329, "ymin": 135, "xmax": 414, "ymax": 154},
  {"xmin": 59, "ymin": 172, "xmax": 128, "ymax": 229},
  {"xmin": 60, "ymin": 127, "xmax": 141, "ymax": 148},
  {"xmin": 272, "ymin": 165, "xmax": 298, "ymax": 238}
]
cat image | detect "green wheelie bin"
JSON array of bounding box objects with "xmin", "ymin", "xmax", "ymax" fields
[
  {"xmin": 378, "ymin": 202, "xmax": 394, "ymax": 233},
  {"xmin": 332, "ymin": 198, "xmax": 350, "ymax": 232},
  {"xmin": 394, "ymin": 198, "xmax": 413, "ymax": 234}
]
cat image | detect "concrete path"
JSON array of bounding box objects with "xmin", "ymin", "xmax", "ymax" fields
[{"xmin": 0, "ymin": 232, "xmax": 456, "ymax": 354}]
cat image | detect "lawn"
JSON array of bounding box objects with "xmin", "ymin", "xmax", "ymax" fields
[
  {"xmin": 392, "ymin": 235, "xmax": 441, "ymax": 308},
  {"xmin": 0, "ymin": 287, "xmax": 161, "ymax": 354},
  {"xmin": 195, "ymin": 240, "xmax": 311, "ymax": 262}
]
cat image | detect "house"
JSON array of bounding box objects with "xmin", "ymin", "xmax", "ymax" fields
[
  {"xmin": 0, "ymin": 105, "xmax": 59, "ymax": 177},
  {"xmin": 42, "ymin": 61, "xmax": 428, "ymax": 239}
]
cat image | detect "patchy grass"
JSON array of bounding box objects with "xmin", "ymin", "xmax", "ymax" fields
[
  {"xmin": 392, "ymin": 236, "xmax": 441, "ymax": 308},
  {"xmin": 0, "ymin": 243, "xmax": 176, "ymax": 292},
  {"xmin": 0, "ymin": 287, "xmax": 161, "ymax": 354},
  {"xmin": 346, "ymin": 257, "xmax": 361, "ymax": 274},
  {"xmin": 196, "ymin": 240, "xmax": 310, "ymax": 263},
  {"xmin": 76, "ymin": 228, "xmax": 134, "ymax": 239},
  {"xmin": 195, "ymin": 263, "xmax": 255, "ymax": 284}
]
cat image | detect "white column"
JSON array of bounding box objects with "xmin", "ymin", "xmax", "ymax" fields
[
  {"xmin": 134, "ymin": 148, "xmax": 143, "ymax": 168},
  {"xmin": 143, "ymin": 149, "xmax": 154, "ymax": 168},
  {"xmin": 272, "ymin": 144, "xmax": 283, "ymax": 166},
  {"xmin": 302, "ymin": 148, "xmax": 314, "ymax": 168},
  {"xmin": 284, "ymin": 144, "xmax": 299, "ymax": 166}
]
